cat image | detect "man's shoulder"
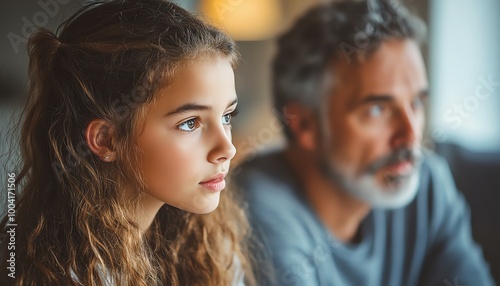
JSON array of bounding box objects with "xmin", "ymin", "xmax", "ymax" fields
[
  {"xmin": 420, "ymin": 151, "xmax": 450, "ymax": 173},
  {"xmin": 405, "ymin": 151, "xmax": 465, "ymax": 229},
  {"xmin": 417, "ymin": 151, "xmax": 458, "ymax": 199},
  {"xmin": 234, "ymin": 150, "xmax": 323, "ymax": 244},
  {"xmin": 234, "ymin": 149, "xmax": 301, "ymax": 206},
  {"xmin": 235, "ymin": 149, "xmax": 289, "ymax": 181}
]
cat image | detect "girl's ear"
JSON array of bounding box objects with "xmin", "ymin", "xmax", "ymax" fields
[
  {"xmin": 283, "ymin": 103, "xmax": 319, "ymax": 151},
  {"xmin": 85, "ymin": 119, "xmax": 117, "ymax": 162}
]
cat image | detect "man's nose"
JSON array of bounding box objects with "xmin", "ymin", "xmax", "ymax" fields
[{"xmin": 390, "ymin": 105, "xmax": 421, "ymax": 149}]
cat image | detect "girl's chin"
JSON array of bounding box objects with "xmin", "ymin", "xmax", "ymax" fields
[{"xmin": 176, "ymin": 194, "xmax": 221, "ymax": 214}]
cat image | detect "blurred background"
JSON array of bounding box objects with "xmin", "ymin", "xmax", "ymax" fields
[{"xmin": 1, "ymin": 0, "xmax": 499, "ymax": 282}]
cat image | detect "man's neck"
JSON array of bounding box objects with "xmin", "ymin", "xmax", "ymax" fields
[{"xmin": 284, "ymin": 147, "xmax": 371, "ymax": 243}]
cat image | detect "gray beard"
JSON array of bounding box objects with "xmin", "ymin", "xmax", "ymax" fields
[{"xmin": 318, "ymin": 148, "xmax": 422, "ymax": 209}]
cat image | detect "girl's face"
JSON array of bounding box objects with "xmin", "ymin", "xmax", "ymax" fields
[{"xmin": 136, "ymin": 56, "xmax": 237, "ymax": 215}]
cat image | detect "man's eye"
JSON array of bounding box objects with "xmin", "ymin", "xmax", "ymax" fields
[
  {"xmin": 368, "ymin": 104, "xmax": 384, "ymax": 117},
  {"xmin": 412, "ymin": 96, "xmax": 424, "ymax": 110},
  {"xmin": 178, "ymin": 118, "xmax": 199, "ymax": 132}
]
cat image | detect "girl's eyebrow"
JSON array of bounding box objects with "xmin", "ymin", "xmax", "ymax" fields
[
  {"xmin": 165, "ymin": 98, "xmax": 238, "ymax": 117},
  {"xmin": 226, "ymin": 98, "xmax": 238, "ymax": 109}
]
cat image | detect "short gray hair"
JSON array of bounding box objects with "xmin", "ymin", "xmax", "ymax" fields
[{"xmin": 273, "ymin": 0, "xmax": 426, "ymax": 141}]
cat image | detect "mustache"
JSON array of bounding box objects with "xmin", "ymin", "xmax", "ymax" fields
[{"xmin": 364, "ymin": 148, "xmax": 422, "ymax": 175}]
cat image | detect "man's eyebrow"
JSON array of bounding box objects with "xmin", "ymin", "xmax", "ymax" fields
[
  {"xmin": 360, "ymin": 89, "xmax": 429, "ymax": 105},
  {"xmin": 165, "ymin": 98, "xmax": 238, "ymax": 117},
  {"xmin": 361, "ymin": 95, "xmax": 394, "ymax": 104}
]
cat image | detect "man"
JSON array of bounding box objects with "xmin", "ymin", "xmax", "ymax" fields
[{"xmin": 236, "ymin": 0, "xmax": 495, "ymax": 285}]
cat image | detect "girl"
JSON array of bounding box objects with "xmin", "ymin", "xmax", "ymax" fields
[{"xmin": 0, "ymin": 0, "xmax": 256, "ymax": 285}]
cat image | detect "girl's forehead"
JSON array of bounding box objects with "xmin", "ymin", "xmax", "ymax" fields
[{"xmin": 148, "ymin": 57, "xmax": 237, "ymax": 112}]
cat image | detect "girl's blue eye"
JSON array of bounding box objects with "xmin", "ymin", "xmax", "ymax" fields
[
  {"xmin": 178, "ymin": 118, "xmax": 198, "ymax": 132},
  {"xmin": 222, "ymin": 109, "xmax": 238, "ymax": 125},
  {"xmin": 222, "ymin": 113, "xmax": 232, "ymax": 125}
]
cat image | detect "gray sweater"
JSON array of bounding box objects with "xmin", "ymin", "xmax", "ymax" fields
[{"xmin": 236, "ymin": 151, "xmax": 495, "ymax": 286}]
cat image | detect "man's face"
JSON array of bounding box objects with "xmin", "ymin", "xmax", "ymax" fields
[{"xmin": 320, "ymin": 39, "xmax": 428, "ymax": 208}]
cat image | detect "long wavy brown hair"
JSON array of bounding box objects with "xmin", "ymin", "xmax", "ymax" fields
[{"xmin": 0, "ymin": 0, "xmax": 256, "ymax": 285}]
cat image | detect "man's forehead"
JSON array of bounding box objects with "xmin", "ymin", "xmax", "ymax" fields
[{"xmin": 327, "ymin": 39, "xmax": 428, "ymax": 106}]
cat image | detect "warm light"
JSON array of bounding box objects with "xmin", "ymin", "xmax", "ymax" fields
[{"xmin": 199, "ymin": 0, "xmax": 282, "ymax": 41}]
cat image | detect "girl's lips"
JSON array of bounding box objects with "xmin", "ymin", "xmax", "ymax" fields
[{"xmin": 199, "ymin": 173, "xmax": 226, "ymax": 192}]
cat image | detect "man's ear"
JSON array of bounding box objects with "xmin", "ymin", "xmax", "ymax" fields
[
  {"xmin": 85, "ymin": 119, "xmax": 117, "ymax": 162},
  {"xmin": 283, "ymin": 103, "xmax": 318, "ymax": 151}
]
